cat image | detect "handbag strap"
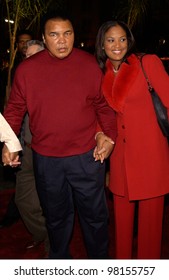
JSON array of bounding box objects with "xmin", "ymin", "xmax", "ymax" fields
[{"xmin": 139, "ymin": 54, "xmax": 154, "ymax": 92}]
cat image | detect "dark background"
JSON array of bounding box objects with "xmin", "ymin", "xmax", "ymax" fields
[
  {"xmin": 48, "ymin": 0, "xmax": 169, "ymax": 55},
  {"xmin": 0, "ymin": 0, "xmax": 169, "ymax": 57}
]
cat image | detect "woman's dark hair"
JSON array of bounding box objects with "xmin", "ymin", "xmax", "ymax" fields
[{"xmin": 95, "ymin": 20, "xmax": 136, "ymax": 72}]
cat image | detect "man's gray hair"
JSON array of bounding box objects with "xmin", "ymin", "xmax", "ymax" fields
[{"xmin": 26, "ymin": 40, "xmax": 44, "ymax": 50}]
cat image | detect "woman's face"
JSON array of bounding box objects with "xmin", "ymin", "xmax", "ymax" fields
[{"xmin": 103, "ymin": 25, "xmax": 128, "ymax": 66}]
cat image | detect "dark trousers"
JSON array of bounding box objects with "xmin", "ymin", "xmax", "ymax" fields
[
  {"xmin": 33, "ymin": 149, "xmax": 109, "ymax": 259},
  {"xmin": 15, "ymin": 146, "xmax": 49, "ymax": 250}
]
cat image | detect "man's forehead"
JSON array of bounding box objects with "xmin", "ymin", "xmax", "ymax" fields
[
  {"xmin": 18, "ymin": 35, "xmax": 32, "ymax": 42},
  {"xmin": 45, "ymin": 19, "xmax": 73, "ymax": 29}
]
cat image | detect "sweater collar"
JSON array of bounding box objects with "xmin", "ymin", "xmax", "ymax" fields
[
  {"xmin": 44, "ymin": 48, "xmax": 76, "ymax": 63},
  {"xmin": 102, "ymin": 54, "xmax": 140, "ymax": 113}
]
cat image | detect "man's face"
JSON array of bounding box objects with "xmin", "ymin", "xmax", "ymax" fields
[
  {"xmin": 26, "ymin": 45, "xmax": 42, "ymax": 58},
  {"xmin": 43, "ymin": 18, "xmax": 74, "ymax": 59},
  {"xmin": 17, "ymin": 34, "xmax": 32, "ymax": 57}
]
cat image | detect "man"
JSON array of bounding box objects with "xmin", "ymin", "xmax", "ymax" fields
[
  {"xmin": 0, "ymin": 30, "xmax": 32, "ymax": 114},
  {"xmin": 11, "ymin": 29, "xmax": 33, "ymax": 84},
  {"xmin": 14, "ymin": 40, "xmax": 49, "ymax": 253},
  {"xmin": 15, "ymin": 30, "xmax": 33, "ymax": 62},
  {"xmin": 2, "ymin": 9, "xmax": 116, "ymax": 259}
]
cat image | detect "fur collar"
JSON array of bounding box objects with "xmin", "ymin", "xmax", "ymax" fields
[{"xmin": 102, "ymin": 54, "xmax": 140, "ymax": 112}]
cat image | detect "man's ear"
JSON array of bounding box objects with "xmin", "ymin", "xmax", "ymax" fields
[
  {"xmin": 15, "ymin": 42, "xmax": 18, "ymax": 50},
  {"xmin": 42, "ymin": 35, "xmax": 45, "ymax": 44}
]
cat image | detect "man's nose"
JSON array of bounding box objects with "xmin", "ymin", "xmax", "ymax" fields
[{"xmin": 58, "ymin": 35, "xmax": 66, "ymax": 43}]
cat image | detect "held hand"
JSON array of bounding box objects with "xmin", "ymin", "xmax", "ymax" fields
[
  {"xmin": 93, "ymin": 133, "xmax": 115, "ymax": 163},
  {"xmin": 2, "ymin": 144, "xmax": 21, "ymax": 167}
]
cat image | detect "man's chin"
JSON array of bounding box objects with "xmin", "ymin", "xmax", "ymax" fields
[{"xmin": 57, "ymin": 51, "xmax": 70, "ymax": 59}]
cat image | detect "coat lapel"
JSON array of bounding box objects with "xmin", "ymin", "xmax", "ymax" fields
[{"xmin": 102, "ymin": 54, "xmax": 140, "ymax": 113}]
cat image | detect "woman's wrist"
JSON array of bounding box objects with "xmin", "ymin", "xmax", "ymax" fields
[{"xmin": 95, "ymin": 131, "xmax": 104, "ymax": 140}]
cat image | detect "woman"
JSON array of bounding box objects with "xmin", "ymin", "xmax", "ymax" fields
[
  {"xmin": 95, "ymin": 20, "xmax": 169, "ymax": 259},
  {"xmin": 0, "ymin": 113, "xmax": 22, "ymax": 166}
]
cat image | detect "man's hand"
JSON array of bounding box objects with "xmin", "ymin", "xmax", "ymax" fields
[
  {"xmin": 93, "ymin": 132, "xmax": 115, "ymax": 163},
  {"xmin": 2, "ymin": 144, "xmax": 21, "ymax": 167}
]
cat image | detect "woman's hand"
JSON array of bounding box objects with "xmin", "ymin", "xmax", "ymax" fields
[{"xmin": 93, "ymin": 132, "xmax": 115, "ymax": 163}]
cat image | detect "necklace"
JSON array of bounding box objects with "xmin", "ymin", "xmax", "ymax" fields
[
  {"xmin": 112, "ymin": 64, "xmax": 120, "ymax": 73},
  {"xmin": 113, "ymin": 67, "xmax": 119, "ymax": 73}
]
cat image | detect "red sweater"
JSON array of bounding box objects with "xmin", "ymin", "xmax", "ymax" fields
[{"xmin": 4, "ymin": 48, "xmax": 116, "ymax": 157}]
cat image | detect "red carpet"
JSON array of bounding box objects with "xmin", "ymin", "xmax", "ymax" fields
[{"xmin": 0, "ymin": 188, "xmax": 169, "ymax": 259}]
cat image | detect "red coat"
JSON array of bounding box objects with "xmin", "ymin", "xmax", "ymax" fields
[{"xmin": 102, "ymin": 54, "xmax": 169, "ymax": 200}]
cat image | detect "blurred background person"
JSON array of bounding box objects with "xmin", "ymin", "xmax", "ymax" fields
[
  {"xmin": 13, "ymin": 30, "xmax": 33, "ymax": 70},
  {"xmin": 14, "ymin": 39, "xmax": 49, "ymax": 254}
]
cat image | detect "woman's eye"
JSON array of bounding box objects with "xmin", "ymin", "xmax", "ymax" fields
[
  {"xmin": 107, "ymin": 39, "xmax": 114, "ymax": 43},
  {"xmin": 65, "ymin": 31, "xmax": 72, "ymax": 36}
]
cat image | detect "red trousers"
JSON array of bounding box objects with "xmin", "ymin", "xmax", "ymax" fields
[{"xmin": 113, "ymin": 194, "xmax": 164, "ymax": 259}]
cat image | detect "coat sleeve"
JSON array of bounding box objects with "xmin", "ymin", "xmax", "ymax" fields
[
  {"xmin": 0, "ymin": 113, "xmax": 22, "ymax": 152},
  {"xmin": 142, "ymin": 54, "xmax": 169, "ymax": 117}
]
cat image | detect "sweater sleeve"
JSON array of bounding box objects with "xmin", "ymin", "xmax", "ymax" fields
[{"xmin": 0, "ymin": 113, "xmax": 22, "ymax": 152}]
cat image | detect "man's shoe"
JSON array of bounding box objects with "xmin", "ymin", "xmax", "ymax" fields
[{"xmin": 26, "ymin": 240, "xmax": 42, "ymax": 249}]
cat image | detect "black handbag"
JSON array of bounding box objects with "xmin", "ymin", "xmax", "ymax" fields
[{"xmin": 140, "ymin": 54, "xmax": 169, "ymax": 141}]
